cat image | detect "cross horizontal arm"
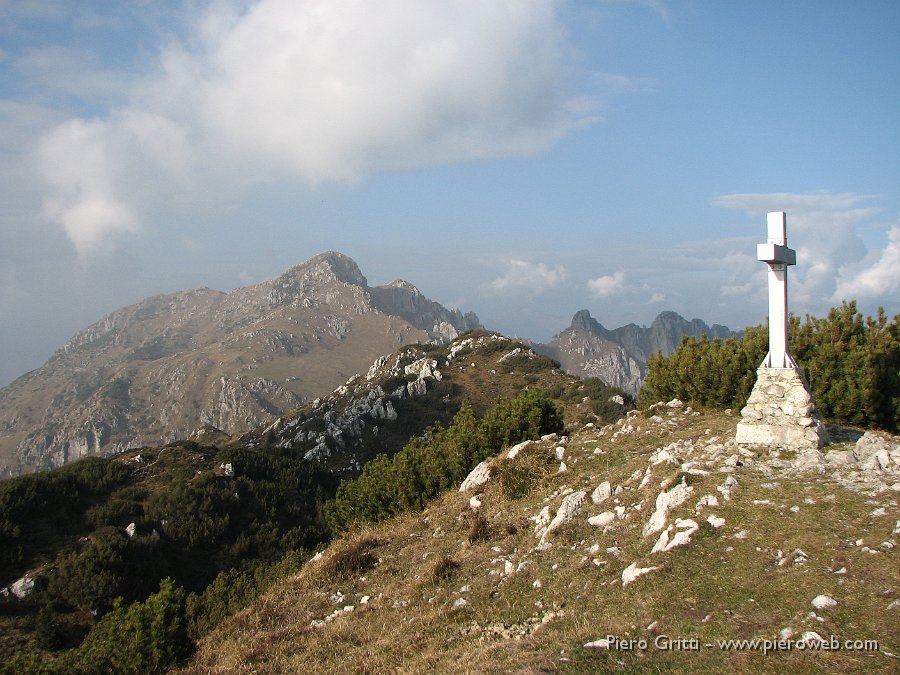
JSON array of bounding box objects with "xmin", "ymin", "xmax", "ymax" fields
[{"xmin": 757, "ymin": 243, "xmax": 796, "ymax": 265}]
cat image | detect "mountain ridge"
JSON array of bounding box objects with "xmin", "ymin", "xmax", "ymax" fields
[
  {"xmin": 536, "ymin": 309, "xmax": 737, "ymax": 395},
  {"xmin": 0, "ymin": 252, "xmax": 481, "ymax": 478}
]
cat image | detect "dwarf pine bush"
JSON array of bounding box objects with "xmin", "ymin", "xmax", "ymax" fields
[
  {"xmin": 325, "ymin": 389, "xmax": 564, "ymax": 532},
  {"xmin": 639, "ymin": 302, "xmax": 898, "ymax": 431}
]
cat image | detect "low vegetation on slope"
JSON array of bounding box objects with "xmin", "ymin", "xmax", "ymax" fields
[
  {"xmin": 181, "ymin": 405, "xmax": 899, "ymax": 674},
  {"xmin": 0, "ymin": 334, "xmax": 629, "ymax": 671},
  {"xmin": 639, "ymin": 302, "xmax": 899, "ymax": 431},
  {"xmin": 324, "ymin": 390, "xmax": 564, "ymax": 533},
  {"xmin": 5, "ymin": 302, "xmax": 894, "ymax": 673}
]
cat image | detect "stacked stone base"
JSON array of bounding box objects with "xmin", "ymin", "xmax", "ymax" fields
[{"xmin": 736, "ymin": 367, "xmax": 828, "ymax": 450}]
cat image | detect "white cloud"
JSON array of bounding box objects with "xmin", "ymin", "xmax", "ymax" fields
[
  {"xmin": 649, "ymin": 292, "xmax": 666, "ymax": 303},
  {"xmin": 33, "ymin": 0, "xmax": 607, "ymax": 253},
  {"xmin": 490, "ymin": 259, "xmax": 567, "ymax": 293},
  {"xmin": 587, "ymin": 269, "xmax": 625, "ymax": 298},
  {"xmin": 713, "ymin": 191, "xmax": 884, "ymax": 310},
  {"xmin": 37, "ymin": 118, "xmax": 139, "ymax": 255},
  {"xmin": 834, "ymin": 225, "xmax": 900, "ymax": 301},
  {"xmin": 198, "ymin": 0, "xmax": 595, "ymax": 181}
]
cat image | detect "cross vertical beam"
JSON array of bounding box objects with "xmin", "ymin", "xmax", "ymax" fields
[{"xmin": 757, "ymin": 212, "xmax": 797, "ymax": 368}]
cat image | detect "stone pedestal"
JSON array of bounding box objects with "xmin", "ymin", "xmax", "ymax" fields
[{"xmin": 736, "ymin": 367, "xmax": 828, "ymax": 449}]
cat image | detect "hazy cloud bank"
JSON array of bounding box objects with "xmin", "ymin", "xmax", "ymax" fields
[{"xmin": 31, "ymin": 0, "xmax": 601, "ymax": 255}]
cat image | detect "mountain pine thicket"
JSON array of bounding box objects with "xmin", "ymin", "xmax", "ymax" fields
[
  {"xmin": 638, "ymin": 302, "xmax": 899, "ymax": 432},
  {"xmin": 324, "ymin": 389, "xmax": 564, "ymax": 532}
]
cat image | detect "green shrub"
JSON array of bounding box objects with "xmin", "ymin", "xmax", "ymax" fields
[
  {"xmin": 185, "ymin": 550, "xmax": 307, "ymax": 640},
  {"xmin": 145, "ymin": 475, "xmax": 234, "ymax": 551},
  {"xmin": 477, "ymin": 338, "xmax": 517, "ymax": 355},
  {"xmin": 325, "ymin": 390, "xmax": 564, "ymax": 532},
  {"xmin": 498, "ymin": 353, "xmax": 559, "ymax": 374},
  {"xmin": 0, "ymin": 457, "xmax": 132, "ymax": 575},
  {"xmin": 639, "ymin": 302, "xmax": 898, "ymax": 431},
  {"xmin": 480, "ymin": 389, "xmax": 564, "ymax": 451},
  {"xmin": 60, "ymin": 578, "xmax": 191, "ymax": 674},
  {"xmin": 47, "ymin": 530, "xmax": 167, "ymax": 614},
  {"xmin": 184, "ymin": 567, "xmax": 258, "ymax": 640},
  {"xmin": 48, "ymin": 530, "xmax": 130, "ymax": 613}
]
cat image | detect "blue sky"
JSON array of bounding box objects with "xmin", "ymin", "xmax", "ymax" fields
[{"xmin": 1, "ymin": 0, "xmax": 898, "ymax": 387}]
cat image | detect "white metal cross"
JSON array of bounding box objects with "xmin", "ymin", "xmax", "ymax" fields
[{"xmin": 757, "ymin": 211, "xmax": 797, "ymax": 368}]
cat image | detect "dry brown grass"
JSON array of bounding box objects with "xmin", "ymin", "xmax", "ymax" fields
[
  {"xmin": 430, "ymin": 556, "xmax": 461, "ymax": 583},
  {"xmin": 467, "ymin": 515, "xmax": 493, "ymax": 544},
  {"xmin": 181, "ymin": 406, "xmax": 899, "ymax": 674},
  {"xmin": 321, "ymin": 536, "xmax": 382, "ymax": 581}
]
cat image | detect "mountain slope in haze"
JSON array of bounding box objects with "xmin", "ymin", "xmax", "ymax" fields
[
  {"xmin": 538, "ymin": 309, "xmax": 736, "ymax": 395},
  {"xmin": 0, "ymin": 252, "xmax": 480, "ymax": 478}
]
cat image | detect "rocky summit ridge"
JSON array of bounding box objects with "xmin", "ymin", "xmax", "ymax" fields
[
  {"xmin": 0, "ymin": 252, "xmax": 480, "ymax": 478},
  {"xmin": 538, "ymin": 309, "xmax": 736, "ymax": 395}
]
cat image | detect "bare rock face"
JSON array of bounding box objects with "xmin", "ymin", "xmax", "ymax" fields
[
  {"xmin": 0, "ymin": 252, "xmax": 480, "ymax": 477},
  {"xmin": 537, "ymin": 310, "xmax": 735, "ymax": 395}
]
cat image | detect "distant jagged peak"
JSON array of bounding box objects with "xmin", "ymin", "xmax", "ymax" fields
[
  {"xmin": 383, "ymin": 279, "xmax": 421, "ymax": 295},
  {"xmin": 649, "ymin": 310, "xmax": 734, "ymax": 340},
  {"xmin": 650, "ymin": 310, "xmax": 700, "ymax": 332},
  {"xmin": 266, "ymin": 251, "xmax": 369, "ymax": 307},
  {"xmin": 654, "ymin": 309, "xmax": 684, "ymax": 323},
  {"xmin": 368, "ymin": 280, "xmax": 482, "ymax": 335},
  {"xmin": 567, "ymin": 309, "xmax": 730, "ymax": 336},
  {"xmin": 569, "ymin": 309, "xmax": 603, "ymax": 333},
  {"xmin": 289, "ymin": 251, "xmax": 369, "ymax": 288}
]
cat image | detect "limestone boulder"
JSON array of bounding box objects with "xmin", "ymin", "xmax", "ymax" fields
[
  {"xmin": 643, "ymin": 479, "xmax": 693, "ymax": 537},
  {"xmin": 854, "ymin": 432, "xmax": 899, "ymax": 471},
  {"xmin": 459, "ymin": 461, "xmax": 492, "ymax": 492}
]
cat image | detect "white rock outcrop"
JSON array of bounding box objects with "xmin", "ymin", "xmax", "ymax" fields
[
  {"xmin": 643, "ymin": 479, "xmax": 693, "ymax": 537},
  {"xmin": 460, "ymin": 461, "xmax": 492, "ymax": 492},
  {"xmin": 506, "ymin": 440, "xmax": 532, "ymax": 460},
  {"xmin": 651, "ymin": 518, "xmax": 700, "ymax": 553},
  {"xmin": 811, "ymin": 595, "xmax": 837, "ymax": 610},
  {"xmin": 622, "ymin": 562, "xmax": 660, "ymax": 587},
  {"xmin": 534, "ymin": 491, "xmax": 587, "ymax": 549},
  {"xmin": 854, "ymin": 432, "xmax": 899, "ymax": 471},
  {"xmin": 545, "ymin": 491, "xmax": 587, "ymax": 535},
  {"xmin": 591, "ymin": 481, "xmax": 612, "ymax": 505},
  {"xmin": 10, "ymin": 576, "xmax": 36, "ymax": 599},
  {"xmin": 588, "ymin": 511, "xmax": 616, "ymax": 528}
]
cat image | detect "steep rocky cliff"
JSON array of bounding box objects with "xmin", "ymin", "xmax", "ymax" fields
[
  {"xmin": 538, "ymin": 310, "xmax": 736, "ymax": 395},
  {"xmin": 0, "ymin": 252, "xmax": 480, "ymax": 477}
]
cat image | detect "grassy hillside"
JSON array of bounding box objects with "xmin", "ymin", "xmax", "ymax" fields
[
  {"xmin": 182, "ymin": 405, "xmax": 899, "ymax": 674},
  {"xmin": 0, "ymin": 333, "xmax": 630, "ymax": 669}
]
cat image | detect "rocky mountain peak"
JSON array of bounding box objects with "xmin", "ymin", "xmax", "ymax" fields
[
  {"xmin": 276, "ymin": 251, "xmax": 368, "ymax": 290},
  {"xmin": 538, "ymin": 309, "xmax": 738, "ymax": 396},
  {"xmin": 570, "ymin": 309, "xmax": 601, "ymax": 333},
  {"xmin": 265, "ymin": 251, "xmax": 369, "ymax": 308},
  {"xmin": 0, "ymin": 252, "xmax": 481, "ymax": 477},
  {"xmin": 387, "ymin": 279, "xmax": 420, "ymax": 294},
  {"xmin": 305, "ymin": 251, "xmax": 369, "ymax": 287}
]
